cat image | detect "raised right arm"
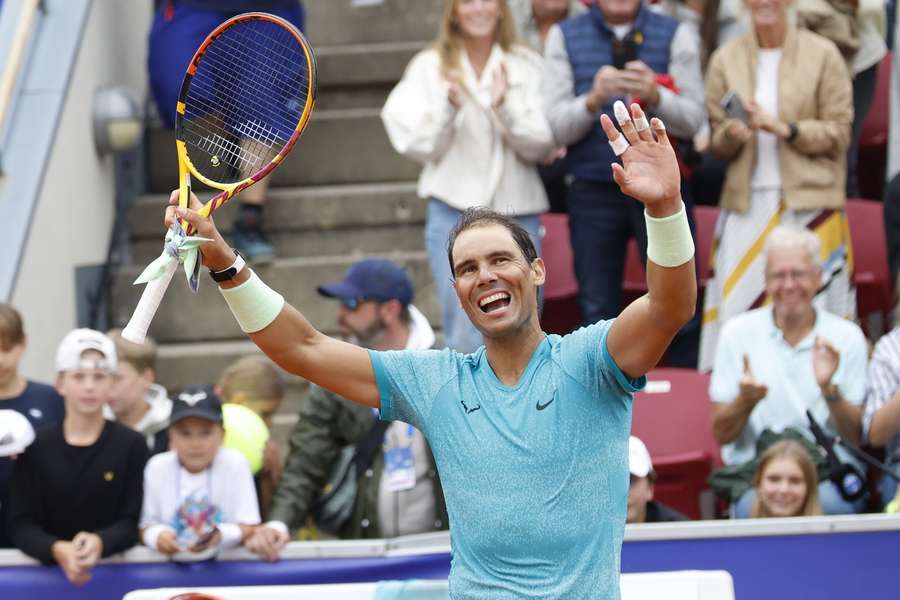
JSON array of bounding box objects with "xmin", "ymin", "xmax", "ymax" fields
[{"xmin": 168, "ymin": 195, "xmax": 381, "ymax": 409}]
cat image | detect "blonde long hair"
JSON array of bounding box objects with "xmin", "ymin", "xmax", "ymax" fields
[
  {"xmin": 435, "ymin": 0, "xmax": 519, "ymax": 82},
  {"xmin": 750, "ymin": 440, "xmax": 823, "ymax": 518}
]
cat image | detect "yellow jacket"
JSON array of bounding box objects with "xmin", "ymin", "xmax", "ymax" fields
[{"xmin": 706, "ymin": 25, "xmax": 853, "ymax": 213}]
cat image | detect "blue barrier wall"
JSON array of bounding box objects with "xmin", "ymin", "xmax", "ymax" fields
[{"xmin": 2, "ymin": 516, "xmax": 898, "ymax": 599}]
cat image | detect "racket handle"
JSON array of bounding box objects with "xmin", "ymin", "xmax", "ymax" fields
[{"xmin": 121, "ymin": 260, "xmax": 179, "ymax": 344}]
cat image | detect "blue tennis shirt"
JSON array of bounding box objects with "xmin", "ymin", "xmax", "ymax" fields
[{"xmin": 369, "ymin": 320, "xmax": 645, "ymax": 599}]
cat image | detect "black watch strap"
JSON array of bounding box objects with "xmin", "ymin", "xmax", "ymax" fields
[{"xmin": 208, "ymin": 251, "xmax": 246, "ymax": 282}]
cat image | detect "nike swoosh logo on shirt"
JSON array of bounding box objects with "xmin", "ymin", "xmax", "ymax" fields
[{"xmin": 536, "ymin": 396, "xmax": 555, "ymax": 411}]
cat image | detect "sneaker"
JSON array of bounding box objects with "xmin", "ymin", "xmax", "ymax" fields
[{"xmin": 232, "ymin": 222, "xmax": 275, "ymax": 264}]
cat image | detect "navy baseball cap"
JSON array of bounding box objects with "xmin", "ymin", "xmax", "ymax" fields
[
  {"xmin": 317, "ymin": 259, "xmax": 413, "ymax": 307},
  {"xmin": 170, "ymin": 385, "xmax": 223, "ymax": 425}
]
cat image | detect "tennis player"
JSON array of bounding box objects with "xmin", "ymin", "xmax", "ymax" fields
[{"xmin": 167, "ymin": 103, "xmax": 696, "ymax": 598}]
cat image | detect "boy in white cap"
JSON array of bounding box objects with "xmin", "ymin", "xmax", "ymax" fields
[
  {"xmin": 627, "ymin": 436, "xmax": 689, "ymax": 524},
  {"xmin": 6, "ymin": 329, "xmax": 148, "ymax": 586}
]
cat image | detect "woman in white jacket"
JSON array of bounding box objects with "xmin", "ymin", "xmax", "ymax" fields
[{"xmin": 382, "ymin": 0, "xmax": 555, "ymax": 353}]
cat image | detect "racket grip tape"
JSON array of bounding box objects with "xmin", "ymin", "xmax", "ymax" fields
[{"xmin": 121, "ymin": 260, "xmax": 179, "ymax": 344}]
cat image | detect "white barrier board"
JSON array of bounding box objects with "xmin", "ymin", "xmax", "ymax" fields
[{"xmin": 123, "ymin": 570, "xmax": 734, "ymax": 600}]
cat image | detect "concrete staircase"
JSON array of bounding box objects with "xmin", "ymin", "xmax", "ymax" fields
[{"xmin": 109, "ymin": 1, "xmax": 444, "ymax": 440}]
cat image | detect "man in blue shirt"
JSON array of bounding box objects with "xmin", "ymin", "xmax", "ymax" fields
[{"xmin": 167, "ymin": 104, "xmax": 696, "ymax": 598}]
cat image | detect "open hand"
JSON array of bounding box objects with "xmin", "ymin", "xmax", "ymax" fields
[
  {"xmin": 739, "ymin": 354, "xmax": 768, "ymax": 406},
  {"xmin": 490, "ymin": 63, "xmax": 509, "ymax": 110},
  {"xmin": 812, "ymin": 336, "xmax": 840, "ymax": 390},
  {"xmin": 600, "ymin": 102, "xmax": 680, "ymax": 214}
]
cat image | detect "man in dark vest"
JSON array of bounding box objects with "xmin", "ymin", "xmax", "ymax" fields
[{"xmin": 541, "ymin": 0, "xmax": 704, "ymax": 365}]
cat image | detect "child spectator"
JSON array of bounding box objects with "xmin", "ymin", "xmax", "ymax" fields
[
  {"xmin": 139, "ymin": 385, "xmax": 283, "ymax": 561},
  {"xmin": 6, "ymin": 329, "xmax": 148, "ymax": 585},
  {"xmin": 106, "ymin": 329, "xmax": 172, "ymax": 455},
  {"xmin": 750, "ymin": 440, "xmax": 823, "ymax": 518},
  {"xmin": 0, "ymin": 304, "xmax": 65, "ymax": 548},
  {"xmin": 217, "ymin": 356, "xmax": 285, "ymax": 518}
]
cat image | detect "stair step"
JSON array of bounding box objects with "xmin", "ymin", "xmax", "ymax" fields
[
  {"xmin": 128, "ymin": 182, "xmax": 423, "ymax": 239},
  {"xmin": 305, "ymin": 0, "xmax": 441, "ymax": 46},
  {"xmin": 145, "ymin": 111, "xmax": 420, "ymax": 193},
  {"xmin": 315, "ymin": 41, "xmax": 422, "ymax": 109},
  {"xmin": 127, "ymin": 182, "xmax": 426, "ymax": 263},
  {"xmin": 110, "ymin": 251, "xmax": 438, "ymax": 344}
]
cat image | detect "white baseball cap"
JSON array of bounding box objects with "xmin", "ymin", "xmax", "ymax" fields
[
  {"xmin": 629, "ymin": 436, "xmax": 654, "ymax": 478},
  {"xmin": 54, "ymin": 328, "xmax": 117, "ymax": 373},
  {"xmin": 0, "ymin": 410, "xmax": 36, "ymax": 457}
]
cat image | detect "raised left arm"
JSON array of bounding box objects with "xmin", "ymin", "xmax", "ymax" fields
[{"xmin": 602, "ymin": 103, "xmax": 697, "ymax": 379}]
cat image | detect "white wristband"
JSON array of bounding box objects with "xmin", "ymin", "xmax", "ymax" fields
[
  {"xmin": 645, "ymin": 202, "xmax": 695, "ymax": 267},
  {"xmin": 219, "ymin": 270, "xmax": 285, "ymax": 333}
]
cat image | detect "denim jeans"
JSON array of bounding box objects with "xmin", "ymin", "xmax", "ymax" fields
[
  {"xmin": 567, "ymin": 179, "xmax": 700, "ymax": 367},
  {"xmin": 424, "ymin": 199, "xmax": 542, "ymax": 353}
]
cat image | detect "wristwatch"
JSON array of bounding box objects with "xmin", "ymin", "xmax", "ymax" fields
[
  {"xmin": 208, "ymin": 250, "xmax": 246, "ymax": 282},
  {"xmin": 786, "ymin": 122, "xmax": 799, "ymax": 143},
  {"xmin": 822, "ymin": 383, "xmax": 841, "ymax": 404}
]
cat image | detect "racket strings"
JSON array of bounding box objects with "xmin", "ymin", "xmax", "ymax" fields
[{"xmin": 181, "ymin": 18, "xmax": 311, "ymax": 183}]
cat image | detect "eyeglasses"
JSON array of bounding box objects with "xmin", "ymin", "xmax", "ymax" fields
[{"xmin": 766, "ymin": 269, "xmax": 814, "ymax": 283}]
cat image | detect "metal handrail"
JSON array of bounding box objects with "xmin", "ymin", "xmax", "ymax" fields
[{"xmin": 0, "ymin": 0, "xmax": 42, "ymax": 173}]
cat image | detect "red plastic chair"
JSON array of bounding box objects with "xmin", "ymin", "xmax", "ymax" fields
[
  {"xmin": 540, "ymin": 213, "xmax": 582, "ymax": 334},
  {"xmin": 622, "ymin": 205, "xmax": 719, "ymax": 306},
  {"xmin": 631, "ymin": 368, "xmax": 721, "ymax": 519},
  {"xmin": 846, "ymin": 198, "xmax": 892, "ymax": 338},
  {"xmin": 857, "ymin": 52, "xmax": 892, "ymax": 201},
  {"xmin": 694, "ymin": 205, "xmax": 719, "ymax": 287}
]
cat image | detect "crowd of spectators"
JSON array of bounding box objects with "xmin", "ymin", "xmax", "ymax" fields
[{"xmin": 0, "ymin": 0, "xmax": 898, "ymax": 587}]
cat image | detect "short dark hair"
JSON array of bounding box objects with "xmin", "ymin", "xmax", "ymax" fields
[{"xmin": 446, "ymin": 207, "xmax": 539, "ymax": 276}]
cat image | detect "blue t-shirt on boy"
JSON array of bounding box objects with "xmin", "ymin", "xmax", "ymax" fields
[{"xmin": 370, "ymin": 320, "xmax": 645, "ymax": 599}]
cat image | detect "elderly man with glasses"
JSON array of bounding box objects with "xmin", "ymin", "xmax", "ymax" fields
[{"xmin": 709, "ymin": 225, "xmax": 869, "ymax": 517}]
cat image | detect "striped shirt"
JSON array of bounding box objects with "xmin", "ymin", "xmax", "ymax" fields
[{"xmin": 864, "ymin": 326, "xmax": 900, "ymax": 462}]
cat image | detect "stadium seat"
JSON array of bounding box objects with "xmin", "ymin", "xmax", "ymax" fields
[
  {"xmin": 693, "ymin": 205, "xmax": 719, "ymax": 287},
  {"xmin": 846, "ymin": 198, "xmax": 892, "ymax": 338},
  {"xmin": 632, "ymin": 368, "xmax": 721, "ymax": 519},
  {"xmin": 857, "ymin": 52, "xmax": 892, "ymax": 201},
  {"xmin": 539, "ymin": 213, "xmax": 582, "ymax": 334},
  {"xmin": 623, "ymin": 205, "xmax": 719, "ymax": 306}
]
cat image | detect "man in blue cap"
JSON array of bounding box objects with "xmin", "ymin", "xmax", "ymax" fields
[{"xmin": 251, "ymin": 259, "xmax": 446, "ymax": 558}]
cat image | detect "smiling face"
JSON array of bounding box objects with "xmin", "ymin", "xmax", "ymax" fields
[
  {"xmin": 765, "ymin": 245, "xmax": 821, "ymax": 324},
  {"xmin": 744, "ymin": 0, "xmax": 791, "ymax": 30},
  {"xmin": 169, "ymin": 416, "xmax": 224, "ymax": 474},
  {"xmin": 451, "ymin": 224, "xmax": 545, "ymax": 340},
  {"xmin": 758, "ymin": 456, "xmax": 808, "ymax": 517},
  {"xmin": 596, "ymin": 0, "xmax": 642, "ymax": 25},
  {"xmin": 454, "ymin": 0, "xmax": 502, "ymax": 41}
]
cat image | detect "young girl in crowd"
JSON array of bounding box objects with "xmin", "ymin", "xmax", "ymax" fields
[{"xmin": 750, "ymin": 440, "xmax": 823, "ymax": 518}]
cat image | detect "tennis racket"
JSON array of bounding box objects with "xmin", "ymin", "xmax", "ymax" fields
[{"xmin": 122, "ymin": 12, "xmax": 317, "ymax": 344}]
